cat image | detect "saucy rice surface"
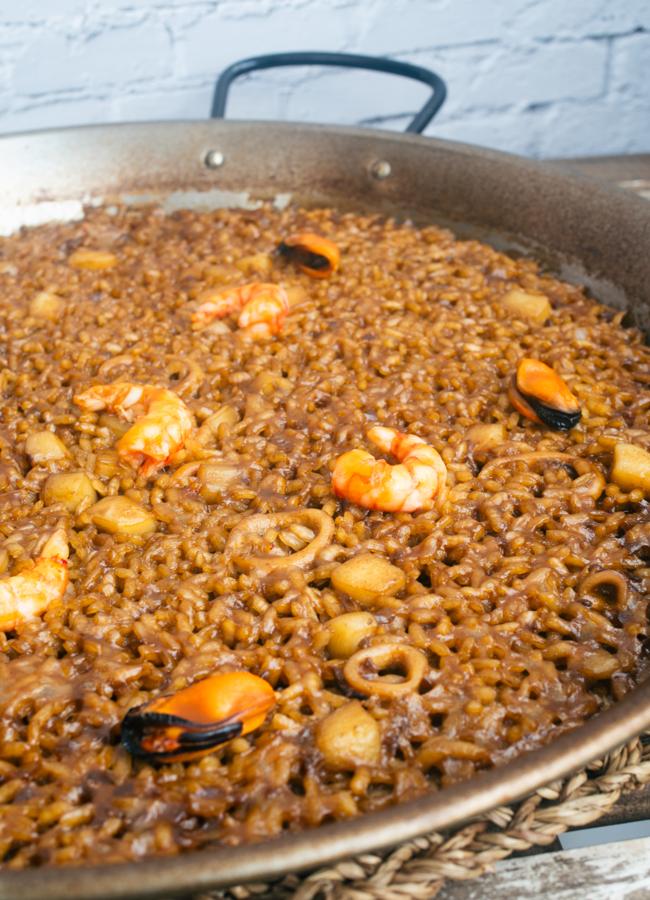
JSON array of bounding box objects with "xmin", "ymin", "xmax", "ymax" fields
[{"xmin": 1, "ymin": 203, "xmax": 649, "ymax": 868}]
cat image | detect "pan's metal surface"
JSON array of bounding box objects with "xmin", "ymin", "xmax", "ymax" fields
[{"xmin": 0, "ymin": 121, "xmax": 649, "ymax": 899}]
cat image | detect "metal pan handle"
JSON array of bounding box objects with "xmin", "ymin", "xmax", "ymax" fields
[{"xmin": 211, "ymin": 51, "xmax": 447, "ymax": 134}]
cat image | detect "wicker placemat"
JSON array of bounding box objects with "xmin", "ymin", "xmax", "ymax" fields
[{"xmin": 201, "ymin": 731, "xmax": 650, "ymax": 899}]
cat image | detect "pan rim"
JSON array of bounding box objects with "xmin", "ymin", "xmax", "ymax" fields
[
  {"xmin": 1, "ymin": 118, "xmax": 648, "ymax": 203},
  {"xmin": 0, "ymin": 119, "xmax": 649, "ymax": 899},
  {"xmin": 2, "ymin": 681, "xmax": 650, "ymax": 900}
]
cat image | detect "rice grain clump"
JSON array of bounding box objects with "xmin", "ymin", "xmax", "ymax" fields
[{"xmin": 0, "ymin": 203, "xmax": 649, "ymax": 868}]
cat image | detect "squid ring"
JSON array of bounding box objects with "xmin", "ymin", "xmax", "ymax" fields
[
  {"xmin": 343, "ymin": 643, "xmax": 429, "ymax": 698},
  {"xmin": 98, "ymin": 354, "xmax": 135, "ymax": 378},
  {"xmin": 226, "ymin": 509, "xmax": 335, "ymax": 573},
  {"xmin": 578, "ymin": 569, "xmax": 628, "ymax": 609},
  {"xmin": 416, "ymin": 736, "xmax": 490, "ymax": 770},
  {"xmin": 478, "ymin": 452, "xmax": 603, "ymax": 485},
  {"xmin": 163, "ymin": 355, "xmax": 205, "ymax": 399}
]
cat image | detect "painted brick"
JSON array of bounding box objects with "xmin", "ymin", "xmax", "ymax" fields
[
  {"xmin": 0, "ymin": 0, "xmax": 647, "ymax": 159},
  {"xmin": 403, "ymin": 39, "xmax": 609, "ymax": 117},
  {"xmin": 281, "ymin": 67, "xmax": 431, "ymax": 127},
  {"xmin": 359, "ymin": 0, "xmax": 520, "ymax": 51},
  {"xmin": 13, "ymin": 21, "xmax": 172, "ymax": 96},
  {"xmin": 1, "ymin": 95, "xmax": 118, "ymax": 133},
  {"xmin": 610, "ymin": 32, "xmax": 650, "ymax": 99},
  {"xmin": 216, "ymin": 73, "xmax": 291, "ymax": 122},
  {"xmin": 535, "ymin": 96, "xmax": 650, "ymax": 157},
  {"xmin": 464, "ymin": 39, "xmax": 609, "ymax": 107},
  {"xmin": 115, "ymin": 83, "xmax": 213, "ymax": 121},
  {"xmin": 154, "ymin": 4, "xmax": 221, "ymax": 37},
  {"xmin": 511, "ymin": 0, "xmax": 650, "ymax": 39},
  {"xmin": 12, "ymin": 33, "xmax": 79, "ymax": 95},
  {"xmin": 85, "ymin": 0, "xmax": 185, "ymax": 8},
  {"xmin": 0, "ymin": 0, "xmax": 85, "ymax": 22},
  {"xmin": 176, "ymin": 3, "xmax": 362, "ymax": 77},
  {"xmin": 430, "ymin": 107, "xmax": 544, "ymax": 156},
  {"xmin": 402, "ymin": 44, "xmax": 498, "ymax": 119}
]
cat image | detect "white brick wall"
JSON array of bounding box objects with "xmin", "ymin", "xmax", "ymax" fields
[{"xmin": 0, "ymin": 0, "xmax": 648, "ymax": 158}]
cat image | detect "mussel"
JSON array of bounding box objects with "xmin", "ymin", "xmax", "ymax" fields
[
  {"xmin": 277, "ymin": 232, "xmax": 340, "ymax": 278},
  {"xmin": 121, "ymin": 671, "xmax": 276, "ymax": 763},
  {"xmin": 508, "ymin": 358, "xmax": 581, "ymax": 430}
]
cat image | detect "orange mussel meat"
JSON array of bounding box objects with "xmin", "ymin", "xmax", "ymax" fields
[
  {"xmin": 277, "ymin": 232, "xmax": 340, "ymax": 278},
  {"xmin": 508, "ymin": 357, "xmax": 581, "ymax": 431},
  {"xmin": 121, "ymin": 671, "xmax": 276, "ymax": 763}
]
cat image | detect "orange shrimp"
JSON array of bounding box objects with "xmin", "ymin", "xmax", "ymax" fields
[
  {"xmin": 0, "ymin": 528, "xmax": 69, "ymax": 631},
  {"xmin": 192, "ymin": 282, "xmax": 289, "ymax": 339},
  {"xmin": 332, "ymin": 426, "xmax": 448, "ymax": 513},
  {"xmin": 74, "ymin": 383, "xmax": 193, "ymax": 478}
]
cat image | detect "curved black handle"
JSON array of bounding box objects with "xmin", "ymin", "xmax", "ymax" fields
[{"xmin": 211, "ymin": 51, "xmax": 447, "ymax": 134}]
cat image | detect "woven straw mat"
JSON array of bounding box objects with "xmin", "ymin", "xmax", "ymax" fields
[{"xmin": 191, "ymin": 730, "xmax": 650, "ymax": 899}]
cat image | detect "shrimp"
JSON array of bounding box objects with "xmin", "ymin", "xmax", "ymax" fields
[
  {"xmin": 237, "ymin": 286, "xmax": 291, "ymax": 340},
  {"xmin": 192, "ymin": 282, "xmax": 290, "ymax": 339},
  {"xmin": 0, "ymin": 528, "xmax": 69, "ymax": 631},
  {"xmin": 74, "ymin": 383, "xmax": 194, "ymax": 478},
  {"xmin": 332, "ymin": 426, "xmax": 448, "ymax": 513}
]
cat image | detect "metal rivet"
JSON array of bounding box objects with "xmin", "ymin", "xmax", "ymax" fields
[
  {"xmin": 205, "ymin": 149, "xmax": 225, "ymax": 169},
  {"xmin": 370, "ymin": 159, "xmax": 392, "ymax": 180}
]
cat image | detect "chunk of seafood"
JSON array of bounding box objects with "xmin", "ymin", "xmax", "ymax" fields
[
  {"xmin": 88, "ymin": 496, "xmax": 157, "ymax": 535},
  {"xmin": 331, "ymin": 554, "xmax": 405, "ymax": 604},
  {"xmin": 332, "ymin": 426, "xmax": 447, "ymax": 513},
  {"xmin": 191, "ymin": 282, "xmax": 289, "ymax": 339},
  {"xmin": 611, "ymin": 442, "xmax": 650, "ymax": 493},
  {"xmin": 121, "ymin": 671, "xmax": 276, "ymax": 763},
  {"xmin": 0, "ymin": 528, "xmax": 69, "ymax": 632},
  {"xmin": 68, "ymin": 249, "xmax": 117, "ymax": 270},
  {"xmin": 226, "ymin": 509, "xmax": 335, "ymax": 573},
  {"xmin": 316, "ymin": 701, "xmax": 381, "ymax": 770},
  {"xmin": 343, "ymin": 644, "xmax": 428, "ymax": 698},
  {"xmin": 327, "ymin": 612, "xmax": 377, "ymax": 658},
  {"xmin": 42, "ymin": 471, "xmax": 97, "ymax": 513},
  {"xmin": 501, "ymin": 288, "xmax": 551, "ymax": 325},
  {"xmin": 508, "ymin": 358, "xmax": 581, "ymax": 430},
  {"xmin": 277, "ymin": 232, "xmax": 340, "ymax": 278},
  {"xmin": 466, "ymin": 423, "xmax": 506, "ymax": 456},
  {"xmin": 25, "ymin": 430, "xmax": 69, "ymax": 464},
  {"xmin": 74, "ymin": 383, "xmax": 193, "ymax": 477},
  {"xmin": 29, "ymin": 290, "xmax": 64, "ymax": 321}
]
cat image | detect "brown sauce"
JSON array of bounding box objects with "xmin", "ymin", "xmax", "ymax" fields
[{"xmin": 0, "ymin": 203, "xmax": 649, "ymax": 868}]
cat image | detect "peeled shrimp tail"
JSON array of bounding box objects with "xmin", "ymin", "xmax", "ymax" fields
[
  {"xmin": 74, "ymin": 384, "xmax": 193, "ymax": 477},
  {"xmin": 367, "ymin": 425, "xmax": 425, "ymax": 458},
  {"xmin": 192, "ymin": 283, "xmax": 289, "ymax": 338},
  {"xmin": 332, "ymin": 427, "xmax": 448, "ymax": 514},
  {"xmin": 115, "ymin": 389, "xmax": 194, "ymax": 476},
  {"xmin": 74, "ymin": 383, "xmax": 146, "ymax": 419},
  {"xmin": 0, "ymin": 528, "xmax": 69, "ymax": 631},
  {"xmin": 40, "ymin": 526, "xmax": 69, "ymax": 561},
  {"xmin": 191, "ymin": 285, "xmax": 254, "ymax": 331},
  {"xmin": 237, "ymin": 286, "xmax": 289, "ymax": 339}
]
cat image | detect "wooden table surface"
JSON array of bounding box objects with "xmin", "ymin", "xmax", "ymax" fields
[
  {"xmin": 438, "ymin": 836, "xmax": 650, "ymax": 899},
  {"xmin": 437, "ymin": 152, "xmax": 650, "ymax": 900}
]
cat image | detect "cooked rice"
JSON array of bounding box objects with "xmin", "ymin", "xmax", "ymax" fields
[{"xmin": 0, "ymin": 203, "xmax": 649, "ymax": 868}]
